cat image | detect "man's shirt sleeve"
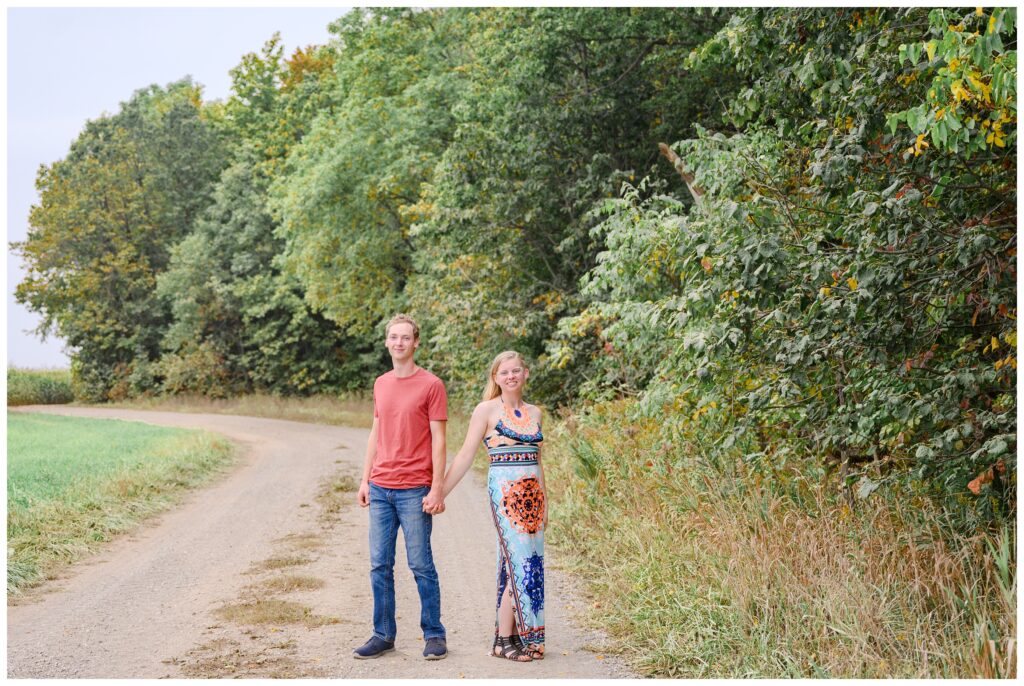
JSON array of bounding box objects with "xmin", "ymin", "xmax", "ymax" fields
[{"xmin": 428, "ymin": 379, "xmax": 448, "ymax": 421}]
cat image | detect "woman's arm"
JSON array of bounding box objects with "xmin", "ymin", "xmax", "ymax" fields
[{"xmin": 442, "ymin": 403, "xmax": 492, "ymax": 497}]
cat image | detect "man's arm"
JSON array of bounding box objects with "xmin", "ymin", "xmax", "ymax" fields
[
  {"xmin": 357, "ymin": 417, "xmax": 379, "ymax": 507},
  {"xmin": 421, "ymin": 419, "xmax": 447, "ymax": 514}
]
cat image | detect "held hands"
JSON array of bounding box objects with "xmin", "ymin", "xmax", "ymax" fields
[{"xmin": 422, "ymin": 487, "xmax": 446, "ymax": 515}]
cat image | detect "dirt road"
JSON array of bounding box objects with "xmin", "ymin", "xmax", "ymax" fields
[{"xmin": 7, "ymin": 406, "xmax": 629, "ymax": 678}]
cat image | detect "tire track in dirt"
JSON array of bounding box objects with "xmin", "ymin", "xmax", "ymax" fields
[{"xmin": 7, "ymin": 406, "xmax": 630, "ymax": 678}]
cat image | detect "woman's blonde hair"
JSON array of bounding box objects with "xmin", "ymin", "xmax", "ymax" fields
[{"xmin": 483, "ymin": 350, "xmax": 528, "ymax": 400}]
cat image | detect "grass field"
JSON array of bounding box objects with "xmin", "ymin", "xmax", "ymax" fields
[{"xmin": 7, "ymin": 412, "xmax": 235, "ymax": 595}]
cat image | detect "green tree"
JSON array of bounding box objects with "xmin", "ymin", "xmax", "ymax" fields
[
  {"xmin": 407, "ymin": 8, "xmax": 735, "ymax": 403},
  {"xmin": 14, "ymin": 79, "xmax": 227, "ymax": 400},
  {"xmin": 157, "ymin": 34, "xmax": 373, "ymax": 395},
  {"xmin": 270, "ymin": 8, "xmax": 470, "ymax": 340}
]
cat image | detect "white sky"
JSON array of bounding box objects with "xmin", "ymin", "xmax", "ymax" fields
[{"xmin": 5, "ymin": 6, "xmax": 352, "ymax": 369}]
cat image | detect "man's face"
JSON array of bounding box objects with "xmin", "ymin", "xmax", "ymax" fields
[{"xmin": 385, "ymin": 322, "xmax": 418, "ymax": 361}]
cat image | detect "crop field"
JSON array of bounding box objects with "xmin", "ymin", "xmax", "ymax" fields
[{"xmin": 7, "ymin": 367, "xmax": 73, "ymax": 406}]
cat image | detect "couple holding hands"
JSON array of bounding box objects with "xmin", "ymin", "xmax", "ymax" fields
[{"xmin": 353, "ymin": 314, "xmax": 545, "ymax": 663}]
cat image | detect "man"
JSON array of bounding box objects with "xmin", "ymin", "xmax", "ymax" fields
[{"xmin": 353, "ymin": 314, "xmax": 449, "ymax": 660}]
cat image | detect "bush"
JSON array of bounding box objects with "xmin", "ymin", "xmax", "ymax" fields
[{"xmin": 156, "ymin": 342, "xmax": 234, "ymax": 398}]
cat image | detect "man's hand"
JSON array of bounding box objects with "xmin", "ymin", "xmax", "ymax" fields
[
  {"xmin": 357, "ymin": 480, "xmax": 370, "ymax": 507},
  {"xmin": 422, "ymin": 487, "xmax": 445, "ymax": 515}
]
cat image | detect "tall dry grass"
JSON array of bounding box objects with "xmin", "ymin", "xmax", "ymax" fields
[
  {"xmin": 543, "ymin": 399, "xmax": 1016, "ymax": 678},
  {"xmin": 106, "ymin": 392, "xmax": 374, "ymax": 428}
]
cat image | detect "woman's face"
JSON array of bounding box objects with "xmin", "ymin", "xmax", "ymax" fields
[{"xmin": 494, "ymin": 357, "xmax": 528, "ymax": 393}]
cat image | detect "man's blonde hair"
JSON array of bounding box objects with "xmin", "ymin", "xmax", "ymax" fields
[{"xmin": 385, "ymin": 313, "xmax": 420, "ymax": 340}]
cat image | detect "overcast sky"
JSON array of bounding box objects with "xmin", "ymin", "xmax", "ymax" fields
[{"xmin": 6, "ymin": 6, "xmax": 351, "ymax": 369}]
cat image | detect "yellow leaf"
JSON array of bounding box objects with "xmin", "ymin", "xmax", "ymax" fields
[
  {"xmin": 976, "ymin": 6, "xmax": 984, "ymax": 15},
  {"xmin": 989, "ymin": 14, "xmax": 997, "ymax": 33},
  {"xmin": 991, "ymin": 336, "xmax": 1000, "ymax": 350},
  {"xmin": 847, "ymin": 277, "xmax": 858, "ymax": 291},
  {"xmin": 820, "ymin": 286, "xmax": 832, "ymax": 297},
  {"xmin": 951, "ymin": 79, "xmax": 972, "ymax": 103},
  {"xmin": 913, "ymin": 132, "xmax": 930, "ymax": 156},
  {"xmin": 926, "ymin": 40, "xmax": 937, "ymax": 62}
]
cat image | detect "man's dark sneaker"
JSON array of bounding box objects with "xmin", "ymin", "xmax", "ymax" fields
[
  {"xmin": 353, "ymin": 636, "xmax": 395, "ymax": 659},
  {"xmin": 423, "ymin": 636, "xmax": 448, "ymax": 660}
]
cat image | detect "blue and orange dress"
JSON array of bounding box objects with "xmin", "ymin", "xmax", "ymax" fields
[{"xmin": 484, "ymin": 402, "xmax": 545, "ymax": 655}]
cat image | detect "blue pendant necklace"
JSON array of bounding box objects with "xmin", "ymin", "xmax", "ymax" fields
[{"xmin": 503, "ymin": 398, "xmax": 524, "ymax": 418}]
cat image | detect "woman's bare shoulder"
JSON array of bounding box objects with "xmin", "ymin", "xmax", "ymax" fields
[{"xmin": 473, "ymin": 398, "xmax": 502, "ymax": 416}]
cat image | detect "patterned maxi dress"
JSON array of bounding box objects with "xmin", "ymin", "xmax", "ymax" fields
[{"xmin": 484, "ymin": 403, "xmax": 545, "ymax": 654}]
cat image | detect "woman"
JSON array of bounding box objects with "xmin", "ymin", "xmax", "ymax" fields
[{"xmin": 442, "ymin": 351, "xmax": 546, "ymax": 662}]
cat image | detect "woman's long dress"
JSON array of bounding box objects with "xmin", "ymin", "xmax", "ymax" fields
[{"xmin": 484, "ymin": 403, "xmax": 545, "ymax": 654}]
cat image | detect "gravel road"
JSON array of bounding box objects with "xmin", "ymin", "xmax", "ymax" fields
[{"xmin": 7, "ymin": 406, "xmax": 630, "ymax": 678}]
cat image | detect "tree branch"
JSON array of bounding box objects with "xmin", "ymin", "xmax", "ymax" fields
[{"xmin": 658, "ymin": 142, "xmax": 704, "ymax": 205}]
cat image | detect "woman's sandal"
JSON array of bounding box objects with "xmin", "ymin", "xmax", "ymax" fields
[
  {"xmin": 511, "ymin": 634, "xmax": 544, "ymax": 660},
  {"xmin": 492, "ymin": 635, "xmax": 533, "ymax": 662}
]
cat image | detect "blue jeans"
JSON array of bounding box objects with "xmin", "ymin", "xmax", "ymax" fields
[{"xmin": 368, "ymin": 483, "xmax": 445, "ymax": 641}]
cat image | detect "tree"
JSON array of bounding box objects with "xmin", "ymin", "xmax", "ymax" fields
[
  {"xmin": 270, "ymin": 8, "xmax": 470, "ymax": 340},
  {"xmin": 407, "ymin": 8, "xmax": 735, "ymax": 403},
  {"xmin": 157, "ymin": 34, "xmax": 373, "ymax": 395},
  {"xmin": 14, "ymin": 79, "xmax": 226, "ymax": 400}
]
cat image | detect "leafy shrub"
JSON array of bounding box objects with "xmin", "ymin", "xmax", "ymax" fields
[
  {"xmin": 551, "ymin": 7, "xmax": 1016, "ymax": 525},
  {"xmin": 156, "ymin": 342, "xmax": 235, "ymax": 398}
]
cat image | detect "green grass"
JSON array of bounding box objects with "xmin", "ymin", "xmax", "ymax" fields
[
  {"xmin": 7, "ymin": 367, "xmax": 74, "ymax": 406},
  {"xmin": 7, "ymin": 412, "xmax": 235, "ymax": 595}
]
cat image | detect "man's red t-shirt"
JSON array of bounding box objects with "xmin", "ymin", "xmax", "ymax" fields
[{"xmin": 370, "ymin": 367, "xmax": 448, "ymax": 489}]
